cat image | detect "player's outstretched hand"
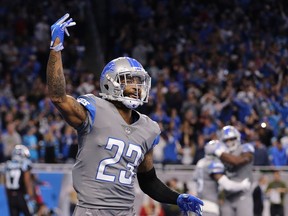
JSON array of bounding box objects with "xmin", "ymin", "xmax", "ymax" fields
[
  {"xmin": 50, "ymin": 13, "xmax": 76, "ymax": 52},
  {"xmin": 177, "ymin": 194, "xmax": 204, "ymax": 216}
]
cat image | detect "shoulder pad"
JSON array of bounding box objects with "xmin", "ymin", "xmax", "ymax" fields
[
  {"xmin": 208, "ymin": 160, "xmax": 225, "ymax": 175},
  {"xmin": 242, "ymin": 143, "xmax": 255, "ymax": 153}
]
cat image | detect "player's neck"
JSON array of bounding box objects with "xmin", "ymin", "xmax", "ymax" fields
[
  {"xmin": 112, "ymin": 101, "xmax": 133, "ymax": 124},
  {"xmin": 118, "ymin": 108, "xmax": 133, "ymax": 124}
]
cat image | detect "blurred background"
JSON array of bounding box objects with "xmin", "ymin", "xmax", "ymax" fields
[{"xmin": 0, "ymin": 0, "xmax": 288, "ymax": 215}]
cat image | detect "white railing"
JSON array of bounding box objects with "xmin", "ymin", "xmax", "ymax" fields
[{"xmin": 1, "ymin": 162, "xmax": 288, "ymax": 173}]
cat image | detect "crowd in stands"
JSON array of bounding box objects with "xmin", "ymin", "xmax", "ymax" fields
[{"xmin": 0, "ymin": 0, "xmax": 288, "ymax": 167}]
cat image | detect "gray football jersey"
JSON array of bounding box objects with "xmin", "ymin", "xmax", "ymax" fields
[
  {"xmin": 194, "ymin": 157, "xmax": 225, "ymax": 203},
  {"xmin": 72, "ymin": 95, "xmax": 160, "ymax": 209},
  {"xmin": 224, "ymin": 143, "xmax": 254, "ymax": 199}
]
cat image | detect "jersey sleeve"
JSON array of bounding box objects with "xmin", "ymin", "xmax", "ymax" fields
[
  {"xmin": 208, "ymin": 160, "xmax": 225, "ymax": 175},
  {"xmin": 149, "ymin": 120, "xmax": 161, "ymax": 150},
  {"xmin": 242, "ymin": 143, "xmax": 255, "ymax": 153},
  {"xmin": 151, "ymin": 134, "xmax": 160, "ymax": 148},
  {"xmin": 76, "ymin": 94, "xmax": 97, "ymax": 133}
]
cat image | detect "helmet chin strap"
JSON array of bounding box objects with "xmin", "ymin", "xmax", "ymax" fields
[{"xmin": 122, "ymin": 97, "xmax": 142, "ymax": 109}]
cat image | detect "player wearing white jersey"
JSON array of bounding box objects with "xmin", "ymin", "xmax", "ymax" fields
[
  {"xmin": 46, "ymin": 13, "xmax": 203, "ymax": 216},
  {"xmin": 195, "ymin": 140, "xmax": 251, "ymax": 216},
  {"xmin": 4, "ymin": 145, "xmax": 36, "ymax": 216},
  {"xmin": 214, "ymin": 125, "xmax": 255, "ymax": 216}
]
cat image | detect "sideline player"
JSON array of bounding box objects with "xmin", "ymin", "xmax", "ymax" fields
[
  {"xmin": 46, "ymin": 13, "xmax": 203, "ymax": 216},
  {"xmin": 194, "ymin": 140, "xmax": 251, "ymax": 216},
  {"xmin": 215, "ymin": 125, "xmax": 254, "ymax": 216},
  {"xmin": 4, "ymin": 145, "xmax": 36, "ymax": 216}
]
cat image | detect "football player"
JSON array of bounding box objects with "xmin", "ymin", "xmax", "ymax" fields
[
  {"xmin": 194, "ymin": 140, "xmax": 251, "ymax": 216},
  {"xmin": 4, "ymin": 145, "xmax": 36, "ymax": 216},
  {"xmin": 215, "ymin": 125, "xmax": 255, "ymax": 216},
  {"xmin": 46, "ymin": 14, "xmax": 203, "ymax": 216}
]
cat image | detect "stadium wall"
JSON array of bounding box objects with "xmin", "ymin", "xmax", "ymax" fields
[{"xmin": 0, "ymin": 164, "xmax": 288, "ymax": 216}]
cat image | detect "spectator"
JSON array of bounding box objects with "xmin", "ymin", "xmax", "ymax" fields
[
  {"xmin": 139, "ymin": 194, "xmax": 165, "ymax": 216},
  {"xmin": 2, "ymin": 122, "xmax": 21, "ymax": 160},
  {"xmin": 40, "ymin": 128, "xmax": 59, "ymax": 163},
  {"xmin": 268, "ymin": 137, "xmax": 288, "ymax": 166},
  {"xmin": 266, "ymin": 170, "xmax": 287, "ymax": 216},
  {"xmin": 162, "ymin": 129, "xmax": 182, "ymax": 165},
  {"xmin": 22, "ymin": 126, "xmax": 39, "ymax": 162},
  {"xmin": 192, "ymin": 134, "xmax": 205, "ymax": 165},
  {"xmin": 253, "ymin": 175, "xmax": 268, "ymax": 216},
  {"xmin": 253, "ymin": 137, "xmax": 270, "ymax": 166},
  {"xmin": 60, "ymin": 125, "xmax": 76, "ymax": 161},
  {"xmin": 1, "ymin": 0, "xmax": 288, "ymax": 169}
]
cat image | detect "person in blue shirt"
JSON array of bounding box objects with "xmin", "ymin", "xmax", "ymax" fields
[{"xmin": 268, "ymin": 137, "xmax": 288, "ymax": 166}]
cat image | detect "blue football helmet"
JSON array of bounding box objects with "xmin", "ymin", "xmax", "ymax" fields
[{"xmin": 99, "ymin": 57, "xmax": 151, "ymax": 109}]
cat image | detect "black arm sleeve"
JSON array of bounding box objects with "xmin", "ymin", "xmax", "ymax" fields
[{"xmin": 137, "ymin": 167, "xmax": 179, "ymax": 204}]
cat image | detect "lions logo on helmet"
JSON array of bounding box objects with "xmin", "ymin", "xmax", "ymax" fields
[
  {"xmin": 99, "ymin": 57, "xmax": 151, "ymax": 109},
  {"xmin": 12, "ymin": 145, "xmax": 31, "ymax": 162},
  {"xmin": 220, "ymin": 125, "xmax": 241, "ymax": 153}
]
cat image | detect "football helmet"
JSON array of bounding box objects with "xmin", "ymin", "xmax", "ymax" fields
[
  {"xmin": 220, "ymin": 125, "xmax": 241, "ymax": 153},
  {"xmin": 12, "ymin": 145, "xmax": 31, "ymax": 162},
  {"xmin": 99, "ymin": 57, "xmax": 151, "ymax": 109}
]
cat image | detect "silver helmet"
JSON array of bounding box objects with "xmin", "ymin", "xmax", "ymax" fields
[
  {"xmin": 12, "ymin": 145, "xmax": 31, "ymax": 162},
  {"xmin": 99, "ymin": 57, "xmax": 151, "ymax": 109},
  {"xmin": 220, "ymin": 125, "xmax": 241, "ymax": 153}
]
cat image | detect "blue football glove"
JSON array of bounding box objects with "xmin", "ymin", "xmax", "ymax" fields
[
  {"xmin": 177, "ymin": 194, "xmax": 204, "ymax": 216},
  {"xmin": 50, "ymin": 13, "xmax": 76, "ymax": 51}
]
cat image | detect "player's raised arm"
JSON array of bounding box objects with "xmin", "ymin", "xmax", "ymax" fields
[{"xmin": 46, "ymin": 14, "xmax": 87, "ymax": 128}]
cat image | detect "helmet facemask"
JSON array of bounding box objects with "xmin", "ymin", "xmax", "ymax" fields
[
  {"xmin": 100, "ymin": 57, "xmax": 151, "ymax": 109},
  {"xmin": 119, "ymin": 72, "xmax": 151, "ymax": 109},
  {"xmin": 223, "ymin": 137, "xmax": 240, "ymax": 153},
  {"xmin": 220, "ymin": 126, "xmax": 241, "ymax": 153}
]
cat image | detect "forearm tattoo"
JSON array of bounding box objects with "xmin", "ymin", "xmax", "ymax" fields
[{"xmin": 47, "ymin": 52, "xmax": 66, "ymax": 102}]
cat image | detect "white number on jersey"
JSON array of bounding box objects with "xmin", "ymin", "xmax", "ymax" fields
[
  {"xmin": 5, "ymin": 169, "xmax": 21, "ymax": 189},
  {"xmin": 96, "ymin": 138, "xmax": 142, "ymax": 185},
  {"xmin": 77, "ymin": 98, "xmax": 90, "ymax": 106}
]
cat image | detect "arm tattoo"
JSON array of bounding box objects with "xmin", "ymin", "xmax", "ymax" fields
[
  {"xmin": 47, "ymin": 52, "xmax": 66, "ymax": 102},
  {"xmin": 72, "ymin": 99, "xmax": 86, "ymax": 117}
]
